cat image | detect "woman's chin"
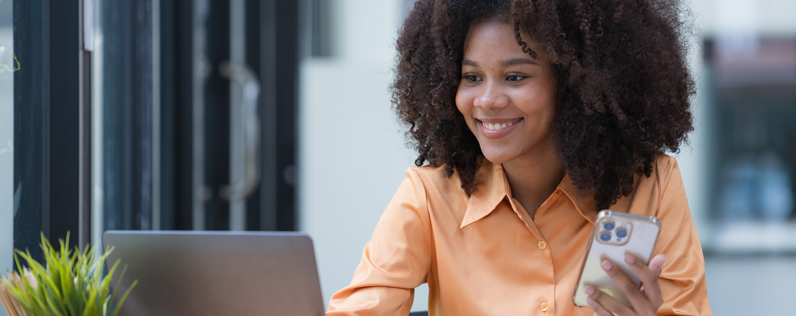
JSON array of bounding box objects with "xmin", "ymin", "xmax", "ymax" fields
[{"xmin": 480, "ymin": 150, "xmax": 519, "ymax": 165}]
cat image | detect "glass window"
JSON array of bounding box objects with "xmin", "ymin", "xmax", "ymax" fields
[
  {"xmin": 705, "ymin": 37, "xmax": 796, "ymax": 253},
  {"xmin": 0, "ymin": 0, "xmax": 15, "ymax": 275}
]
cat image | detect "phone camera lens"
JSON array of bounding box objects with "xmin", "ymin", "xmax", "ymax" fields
[
  {"xmin": 603, "ymin": 222, "xmax": 615, "ymax": 230},
  {"xmin": 616, "ymin": 229, "xmax": 628, "ymax": 238},
  {"xmin": 599, "ymin": 233, "xmax": 612, "ymax": 241}
]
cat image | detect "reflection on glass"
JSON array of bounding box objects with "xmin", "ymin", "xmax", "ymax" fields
[{"xmin": 0, "ymin": 0, "xmax": 15, "ymax": 280}]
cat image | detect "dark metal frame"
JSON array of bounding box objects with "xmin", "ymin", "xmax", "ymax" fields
[
  {"xmin": 248, "ymin": 0, "xmax": 300, "ymax": 231},
  {"xmin": 100, "ymin": 0, "xmax": 154, "ymax": 231},
  {"xmin": 163, "ymin": 0, "xmax": 194, "ymax": 231},
  {"xmin": 270, "ymin": 0, "xmax": 300, "ymax": 231},
  {"xmin": 201, "ymin": 0, "xmax": 232, "ymax": 231},
  {"xmin": 13, "ymin": 0, "xmax": 86, "ymax": 263}
]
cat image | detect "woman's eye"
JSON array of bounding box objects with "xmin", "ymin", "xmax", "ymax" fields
[
  {"xmin": 507, "ymin": 75, "xmax": 525, "ymax": 82},
  {"xmin": 464, "ymin": 75, "xmax": 480, "ymax": 82}
]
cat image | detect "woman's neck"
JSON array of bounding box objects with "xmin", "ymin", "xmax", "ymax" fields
[{"xmin": 501, "ymin": 142, "xmax": 565, "ymax": 220}]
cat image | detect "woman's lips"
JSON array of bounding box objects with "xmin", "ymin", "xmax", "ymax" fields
[{"xmin": 477, "ymin": 118, "xmax": 523, "ymax": 139}]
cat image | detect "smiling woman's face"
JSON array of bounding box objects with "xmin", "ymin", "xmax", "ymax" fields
[{"xmin": 456, "ymin": 20, "xmax": 557, "ymax": 165}]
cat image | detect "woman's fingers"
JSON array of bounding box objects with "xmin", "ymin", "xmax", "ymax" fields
[
  {"xmin": 585, "ymin": 295, "xmax": 616, "ymax": 316},
  {"xmin": 599, "ymin": 259, "xmax": 654, "ymax": 314},
  {"xmin": 648, "ymin": 254, "xmax": 666, "ymax": 276},
  {"xmin": 586, "ymin": 285, "xmax": 634, "ymax": 316},
  {"xmin": 626, "ymin": 254, "xmax": 665, "ymax": 308}
]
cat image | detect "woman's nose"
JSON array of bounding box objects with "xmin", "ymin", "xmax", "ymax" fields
[{"xmin": 473, "ymin": 84, "xmax": 509, "ymax": 110}]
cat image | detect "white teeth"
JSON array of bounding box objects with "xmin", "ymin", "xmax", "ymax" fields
[{"xmin": 483, "ymin": 121, "xmax": 515, "ymax": 131}]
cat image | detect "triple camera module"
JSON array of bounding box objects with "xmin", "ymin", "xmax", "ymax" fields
[{"xmin": 596, "ymin": 220, "xmax": 632, "ymax": 246}]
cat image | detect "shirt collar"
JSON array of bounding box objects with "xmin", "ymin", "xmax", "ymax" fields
[
  {"xmin": 558, "ymin": 174, "xmax": 599, "ymax": 224},
  {"xmin": 460, "ymin": 160, "xmax": 598, "ymax": 229}
]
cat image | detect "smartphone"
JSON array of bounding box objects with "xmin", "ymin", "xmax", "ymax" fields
[{"xmin": 572, "ymin": 210, "xmax": 661, "ymax": 307}]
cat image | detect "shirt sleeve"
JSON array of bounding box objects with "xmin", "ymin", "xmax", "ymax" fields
[
  {"xmin": 653, "ymin": 157, "xmax": 713, "ymax": 316},
  {"xmin": 327, "ymin": 168, "xmax": 432, "ymax": 316}
]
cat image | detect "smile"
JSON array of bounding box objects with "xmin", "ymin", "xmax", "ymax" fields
[
  {"xmin": 478, "ymin": 118, "xmax": 523, "ymax": 130},
  {"xmin": 477, "ymin": 118, "xmax": 523, "ymax": 138},
  {"xmin": 482, "ymin": 121, "xmax": 514, "ymax": 131}
]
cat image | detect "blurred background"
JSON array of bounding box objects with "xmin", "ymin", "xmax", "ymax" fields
[{"xmin": 0, "ymin": 0, "xmax": 794, "ymax": 315}]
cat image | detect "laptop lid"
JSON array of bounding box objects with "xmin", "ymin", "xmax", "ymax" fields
[{"xmin": 103, "ymin": 231, "xmax": 325, "ymax": 316}]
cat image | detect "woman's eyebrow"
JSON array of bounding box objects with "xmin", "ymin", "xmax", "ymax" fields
[
  {"xmin": 461, "ymin": 58, "xmax": 539, "ymax": 67},
  {"xmin": 501, "ymin": 58, "xmax": 538, "ymax": 66},
  {"xmin": 462, "ymin": 59, "xmax": 478, "ymax": 67}
]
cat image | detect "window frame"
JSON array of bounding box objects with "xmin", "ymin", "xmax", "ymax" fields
[{"xmin": 13, "ymin": 0, "xmax": 88, "ymax": 263}]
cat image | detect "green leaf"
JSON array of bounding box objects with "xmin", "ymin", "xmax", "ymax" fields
[
  {"xmin": 110, "ymin": 280, "xmax": 136, "ymax": 316},
  {"xmin": 13, "ymin": 252, "xmax": 50, "ymax": 313},
  {"xmin": 81, "ymin": 288, "xmax": 97, "ymax": 316},
  {"xmin": 2, "ymin": 232, "xmax": 137, "ymax": 316}
]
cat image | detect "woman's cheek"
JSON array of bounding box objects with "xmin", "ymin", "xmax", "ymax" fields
[{"xmin": 455, "ymin": 88, "xmax": 472, "ymax": 115}]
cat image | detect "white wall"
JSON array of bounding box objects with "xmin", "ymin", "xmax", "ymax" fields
[
  {"xmin": 705, "ymin": 256, "xmax": 796, "ymax": 316},
  {"xmin": 297, "ymin": 0, "xmax": 429, "ymax": 311},
  {"xmin": 694, "ymin": 0, "xmax": 796, "ymax": 36}
]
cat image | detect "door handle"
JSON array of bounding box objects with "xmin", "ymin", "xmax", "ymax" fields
[{"xmin": 219, "ymin": 62, "xmax": 261, "ymax": 201}]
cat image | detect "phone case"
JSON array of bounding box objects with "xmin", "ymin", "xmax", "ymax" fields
[{"xmin": 572, "ymin": 210, "xmax": 661, "ymax": 307}]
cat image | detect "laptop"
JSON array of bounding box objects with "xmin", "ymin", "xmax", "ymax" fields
[{"xmin": 103, "ymin": 231, "xmax": 325, "ymax": 316}]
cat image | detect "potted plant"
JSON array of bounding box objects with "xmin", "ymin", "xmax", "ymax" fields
[{"xmin": 0, "ymin": 233, "xmax": 136, "ymax": 316}]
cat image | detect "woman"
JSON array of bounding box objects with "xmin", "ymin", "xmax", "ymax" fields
[{"xmin": 328, "ymin": 0, "xmax": 710, "ymax": 315}]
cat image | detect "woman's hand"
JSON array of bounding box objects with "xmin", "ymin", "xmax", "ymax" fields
[{"xmin": 585, "ymin": 254, "xmax": 667, "ymax": 316}]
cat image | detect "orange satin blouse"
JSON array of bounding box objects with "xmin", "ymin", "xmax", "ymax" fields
[{"xmin": 327, "ymin": 154, "xmax": 712, "ymax": 315}]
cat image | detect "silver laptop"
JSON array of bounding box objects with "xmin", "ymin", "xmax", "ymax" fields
[{"xmin": 103, "ymin": 231, "xmax": 325, "ymax": 316}]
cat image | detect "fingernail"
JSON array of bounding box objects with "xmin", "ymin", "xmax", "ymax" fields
[
  {"xmin": 586, "ymin": 297, "xmax": 595, "ymax": 305},
  {"xmin": 585, "ymin": 285, "xmax": 595, "ymax": 295},
  {"xmin": 625, "ymin": 254, "xmax": 635, "ymax": 264},
  {"xmin": 662, "ymin": 254, "xmax": 667, "ymax": 262},
  {"xmin": 601, "ymin": 260, "xmax": 612, "ymax": 270}
]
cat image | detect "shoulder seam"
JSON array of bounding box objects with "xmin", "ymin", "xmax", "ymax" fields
[{"xmin": 655, "ymin": 155, "xmax": 679, "ymax": 216}]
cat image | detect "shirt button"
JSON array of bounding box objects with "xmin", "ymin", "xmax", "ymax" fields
[
  {"xmin": 538, "ymin": 240, "xmax": 547, "ymax": 250},
  {"xmin": 540, "ymin": 302, "xmax": 549, "ymax": 313}
]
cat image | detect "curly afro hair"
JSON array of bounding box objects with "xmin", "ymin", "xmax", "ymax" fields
[{"xmin": 393, "ymin": 0, "xmax": 696, "ymax": 211}]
